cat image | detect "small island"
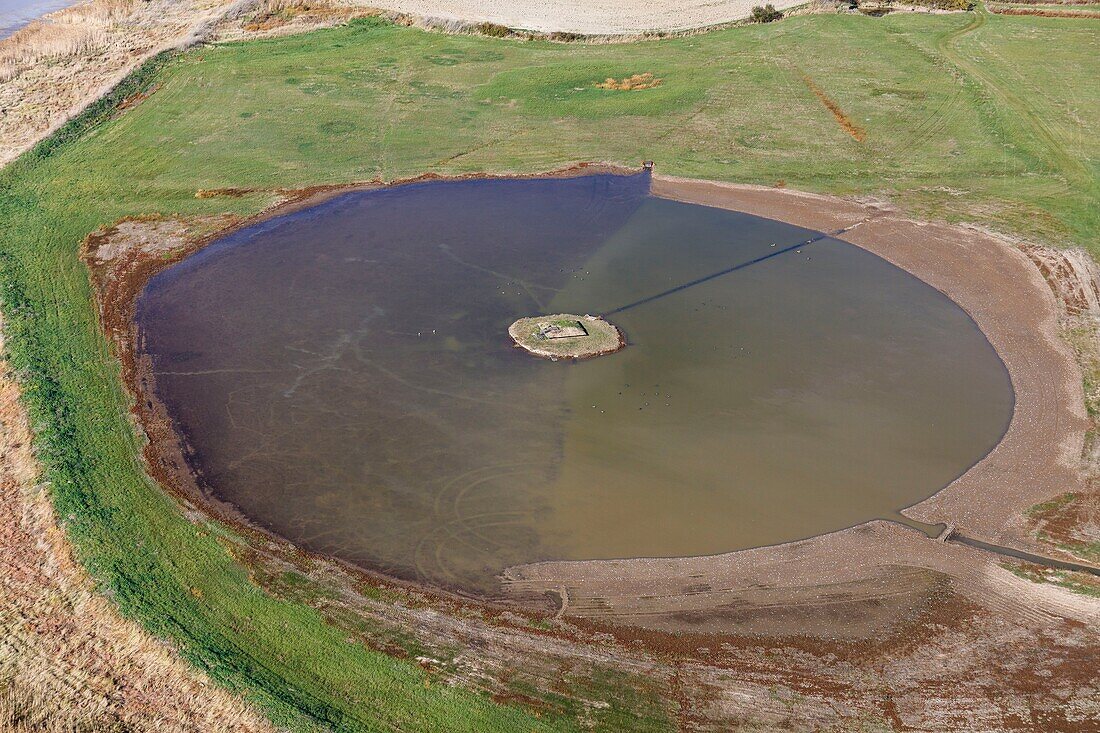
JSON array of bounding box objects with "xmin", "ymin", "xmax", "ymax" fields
[{"xmin": 508, "ymin": 314, "xmax": 624, "ymax": 360}]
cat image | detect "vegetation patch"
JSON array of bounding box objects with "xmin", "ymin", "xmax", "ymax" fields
[
  {"xmin": 475, "ymin": 22, "xmax": 515, "ymax": 38},
  {"xmin": 1002, "ymin": 562, "xmax": 1100, "ymax": 598},
  {"xmin": 750, "ymin": 4, "xmax": 785, "ymax": 22},
  {"xmin": 477, "ymin": 62, "xmax": 698, "ymax": 117},
  {"xmin": 1026, "ymin": 491, "xmax": 1100, "ymax": 564}
]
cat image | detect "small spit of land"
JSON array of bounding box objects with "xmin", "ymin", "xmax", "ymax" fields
[
  {"xmin": 509, "ymin": 314, "xmax": 624, "ymax": 359},
  {"xmin": 0, "ymin": 6, "xmax": 1098, "ymax": 732}
]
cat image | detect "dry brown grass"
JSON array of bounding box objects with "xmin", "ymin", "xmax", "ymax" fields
[
  {"xmin": 990, "ymin": 5, "xmax": 1100, "ymax": 16},
  {"xmin": 0, "ymin": 678, "xmax": 127, "ymax": 733},
  {"xmin": 0, "ymin": 0, "xmax": 136, "ymax": 83},
  {"xmin": 798, "ymin": 70, "xmax": 866, "ymax": 142},
  {"xmin": 594, "ymin": 72, "xmax": 662, "ymax": 91}
]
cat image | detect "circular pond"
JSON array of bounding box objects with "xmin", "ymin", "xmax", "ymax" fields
[{"xmin": 136, "ymin": 173, "xmax": 1014, "ymax": 595}]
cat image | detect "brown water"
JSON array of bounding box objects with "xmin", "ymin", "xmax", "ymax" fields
[{"xmin": 136, "ymin": 173, "xmax": 1014, "ymax": 595}]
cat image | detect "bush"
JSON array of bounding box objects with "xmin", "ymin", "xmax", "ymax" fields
[
  {"xmin": 750, "ymin": 4, "xmax": 784, "ymax": 22},
  {"xmin": 475, "ymin": 22, "xmax": 511, "ymax": 38}
]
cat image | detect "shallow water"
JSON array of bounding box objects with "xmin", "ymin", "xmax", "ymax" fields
[
  {"xmin": 0, "ymin": 0, "xmax": 73, "ymax": 39},
  {"xmin": 136, "ymin": 173, "xmax": 1014, "ymax": 595}
]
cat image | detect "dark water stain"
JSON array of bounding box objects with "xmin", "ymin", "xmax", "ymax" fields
[{"xmin": 136, "ymin": 173, "xmax": 1014, "ymax": 595}]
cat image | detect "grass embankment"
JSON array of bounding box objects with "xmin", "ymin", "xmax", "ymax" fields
[{"xmin": 0, "ymin": 10, "xmax": 1097, "ymax": 730}]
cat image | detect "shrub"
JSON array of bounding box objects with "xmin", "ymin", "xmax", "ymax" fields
[
  {"xmin": 475, "ymin": 21, "xmax": 511, "ymax": 38},
  {"xmin": 750, "ymin": 4, "xmax": 784, "ymax": 22}
]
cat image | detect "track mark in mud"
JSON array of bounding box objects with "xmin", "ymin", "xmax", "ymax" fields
[
  {"xmin": 439, "ymin": 244, "xmax": 557, "ymax": 311},
  {"xmin": 798, "ymin": 71, "xmax": 866, "ymax": 143}
]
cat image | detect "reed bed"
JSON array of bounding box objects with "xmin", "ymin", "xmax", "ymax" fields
[
  {"xmin": 0, "ymin": 0, "xmax": 135, "ymax": 82},
  {"xmin": 0, "ymin": 678, "xmax": 121, "ymax": 733}
]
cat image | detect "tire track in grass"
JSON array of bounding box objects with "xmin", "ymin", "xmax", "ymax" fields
[
  {"xmin": 935, "ymin": 4, "xmax": 1090, "ymax": 185},
  {"xmin": 887, "ymin": 30, "xmax": 968, "ymax": 160}
]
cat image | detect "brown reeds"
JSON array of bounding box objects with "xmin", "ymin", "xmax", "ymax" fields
[{"xmin": 0, "ymin": 0, "xmax": 135, "ymax": 82}]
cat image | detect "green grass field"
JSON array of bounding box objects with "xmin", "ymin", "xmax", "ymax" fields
[{"xmin": 0, "ymin": 9, "xmax": 1097, "ymax": 730}]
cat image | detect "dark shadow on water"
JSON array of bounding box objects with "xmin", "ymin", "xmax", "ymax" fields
[{"xmin": 604, "ymin": 230, "xmax": 834, "ymax": 317}]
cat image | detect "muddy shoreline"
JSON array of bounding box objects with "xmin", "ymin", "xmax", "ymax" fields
[{"xmin": 87, "ymin": 166, "xmax": 1094, "ymax": 635}]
